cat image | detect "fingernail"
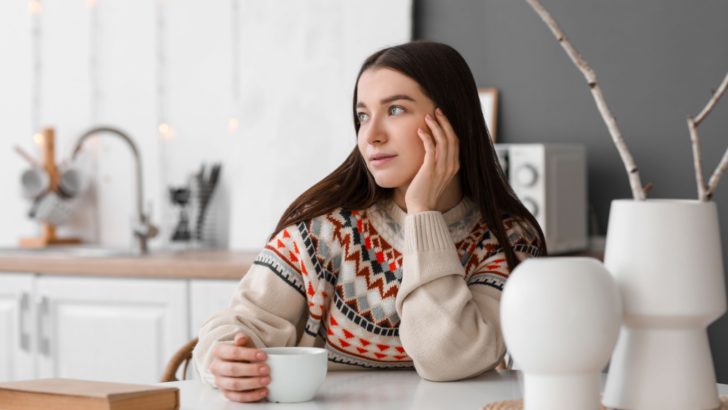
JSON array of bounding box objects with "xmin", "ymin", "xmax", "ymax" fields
[
  {"xmin": 436, "ymin": 108, "xmax": 443, "ymax": 115},
  {"xmin": 425, "ymin": 114, "xmax": 432, "ymax": 120},
  {"xmin": 259, "ymin": 366, "xmax": 268, "ymax": 375},
  {"xmin": 260, "ymin": 377, "xmax": 270, "ymax": 385},
  {"xmin": 256, "ymin": 351, "xmax": 266, "ymax": 360}
]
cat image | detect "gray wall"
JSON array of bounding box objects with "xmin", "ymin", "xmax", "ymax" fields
[{"xmin": 414, "ymin": 0, "xmax": 728, "ymax": 382}]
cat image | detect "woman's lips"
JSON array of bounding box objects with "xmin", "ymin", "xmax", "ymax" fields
[{"xmin": 370, "ymin": 155, "xmax": 397, "ymax": 167}]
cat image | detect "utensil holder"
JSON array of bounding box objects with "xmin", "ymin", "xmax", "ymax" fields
[{"xmin": 19, "ymin": 127, "xmax": 82, "ymax": 248}]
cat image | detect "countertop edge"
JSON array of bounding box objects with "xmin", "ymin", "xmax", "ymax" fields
[{"xmin": 0, "ymin": 250, "xmax": 258, "ymax": 280}]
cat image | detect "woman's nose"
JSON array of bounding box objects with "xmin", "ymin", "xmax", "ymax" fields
[{"xmin": 364, "ymin": 117, "xmax": 386, "ymax": 144}]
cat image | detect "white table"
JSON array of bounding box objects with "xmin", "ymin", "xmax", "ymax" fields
[{"xmin": 164, "ymin": 370, "xmax": 728, "ymax": 409}]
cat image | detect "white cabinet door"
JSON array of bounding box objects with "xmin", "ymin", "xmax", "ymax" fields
[
  {"xmin": 189, "ymin": 279, "xmax": 239, "ymax": 337},
  {"xmin": 0, "ymin": 273, "xmax": 35, "ymax": 382},
  {"xmin": 35, "ymin": 276, "xmax": 189, "ymax": 384}
]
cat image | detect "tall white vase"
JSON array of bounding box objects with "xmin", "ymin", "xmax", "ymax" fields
[
  {"xmin": 603, "ymin": 199, "xmax": 727, "ymax": 410},
  {"xmin": 501, "ymin": 257, "xmax": 622, "ymax": 410}
]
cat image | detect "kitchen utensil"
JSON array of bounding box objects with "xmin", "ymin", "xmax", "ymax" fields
[
  {"xmin": 194, "ymin": 163, "xmax": 221, "ymax": 241},
  {"xmin": 170, "ymin": 187, "xmax": 192, "ymax": 242},
  {"xmin": 20, "ymin": 167, "xmax": 50, "ymax": 200},
  {"xmin": 14, "ymin": 145, "xmax": 41, "ymax": 167}
]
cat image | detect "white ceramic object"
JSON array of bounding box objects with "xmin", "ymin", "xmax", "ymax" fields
[
  {"xmin": 501, "ymin": 257, "xmax": 621, "ymax": 410},
  {"xmin": 263, "ymin": 347, "xmax": 328, "ymax": 403},
  {"xmin": 20, "ymin": 167, "xmax": 49, "ymax": 199},
  {"xmin": 58, "ymin": 164, "xmax": 86, "ymax": 198},
  {"xmin": 31, "ymin": 191, "xmax": 75, "ymax": 225},
  {"xmin": 603, "ymin": 199, "xmax": 726, "ymax": 410}
]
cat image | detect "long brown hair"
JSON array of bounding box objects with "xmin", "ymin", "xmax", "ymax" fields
[{"xmin": 272, "ymin": 41, "xmax": 547, "ymax": 270}]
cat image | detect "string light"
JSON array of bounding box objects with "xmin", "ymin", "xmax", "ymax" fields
[
  {"xmin": 30, "ymin": 0, "xmax": 42, "ymax": 147},
  {"xmin": 228, "ymin": 0, "xmax": 241, "ymax": 135},
  {"xmin": 28, "ymin": 0, "xmax": 42, "ymax": 15},
  {"xmin": 89, "ymin": 0, "xmax": 100, "ymax": 122},
  {"xmin": 158, "ymin": 122, "xmax": 175, "ymax": 140},
  {"xmin": 33, "ymin": 132, "xmax": 44, "ymax": 147},
  {"xmin": 156, "ymin": 0, "xmax": 173, "ymax": 140},
  {"xmin": 227, "ymin": 118, "xmax": 239, "ymax": 134}
]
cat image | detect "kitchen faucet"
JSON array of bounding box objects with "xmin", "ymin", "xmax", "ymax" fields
[{"xmin": 72, "ymin": 126, "xmax": 158, "ymax": 254}]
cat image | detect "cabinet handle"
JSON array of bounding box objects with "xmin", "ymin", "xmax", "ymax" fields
[
  {"xmin": 19, "ymin": 292, "xmax": 30, "ymax": 351},
  {"xmin": 37, "ymin": 296, "xmax": 50, "ymax": 357}
]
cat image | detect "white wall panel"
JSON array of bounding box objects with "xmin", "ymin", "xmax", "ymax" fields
[
  {"xmin": 91, "ymin": 0, "xmax": 160, "ymax": 248},
  {"xmin": 0, "ymin": 1, "xmax": 37, "ymax": 246},
  {"xmin": 37, "ymin": 0, "xmax": 96, "ymax": 243},
  {"xmin": 229, "ymin": 0, "xmax": 412, "ymax": 249},
  {"xmin": 162, "ymin": 0, "xmax": 234, "ymax": 247}
]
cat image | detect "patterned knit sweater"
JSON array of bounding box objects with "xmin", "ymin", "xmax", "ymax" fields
[{"xmin": 193, "ymin": 196, "xmax": 541, "ymax": 383}]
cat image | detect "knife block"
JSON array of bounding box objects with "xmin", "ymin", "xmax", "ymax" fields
[{"xmin": 19, "ymin": 128, "xmax": 82, "ymax": 248}]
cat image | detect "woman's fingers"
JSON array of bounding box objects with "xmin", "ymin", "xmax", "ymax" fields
[
  {"xmin": 213, "ymin": 343, "xmax": 267, "ymax": 362},
  {"xmin": 234, "ymin": 333, "xmax": 252, "ymax": 347},
  {"xmin": 215, "ymin": 375, "xmax": 270, "ymax": 392},
  {"xmin": 210, "ymin": 359, "xmax": 269, "ymax": 378},
  {"xmin": 435, "ymin": 108, "xmax": 460, "ymax": 174},
  {"xmin": 435, "ymin": 108, "xmax": 457, "ymax": 146},
  {"xmin": 222, "ymin": 387, "xmax": 268, "ymax": 403},
  {"xmin": 417, "ymin": 127, "xmax": 436, "ymax": 167},
  {"xmin": 424, "ymin": 113, "xmax": 448, "ymax": 174}
]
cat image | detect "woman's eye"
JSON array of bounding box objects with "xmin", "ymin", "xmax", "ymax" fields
[
  {"xmin": 389, "ymin": 106, "xmax": 405, "ymax": 115},
  {"xmin": 357, "ymin": 112, "xmax": 369, "ymax": 123}
]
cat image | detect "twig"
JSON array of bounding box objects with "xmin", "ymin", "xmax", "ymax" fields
[
  {"xmin": 689, "ymin": 72, "xmax": 728, "ymax": 200},
  {"xmin": 707, "ymin": 148, "xmax": 728, "ymax": 200},
  {"xmin": 695, "ymin": 73, "xmax": 728, "ymax": 125},
  {"xmin": 687, "ymin": 118, "xmax": 707, "ymax": 200},
  {"xmin": 526, "ymin": 0, "xmax": 645, "ymax": 200}
]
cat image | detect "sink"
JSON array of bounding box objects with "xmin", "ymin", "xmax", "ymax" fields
[{"xmin": 0, "ymin": 246, "xmax": 138, "ymax": 258}]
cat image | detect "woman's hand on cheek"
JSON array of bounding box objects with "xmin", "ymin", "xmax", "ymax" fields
[{"xmin": 405, "ymin": 108, "xmax": 460, "ymax": 214}]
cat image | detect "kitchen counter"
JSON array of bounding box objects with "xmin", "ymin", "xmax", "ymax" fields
[
  {"xmin": 0, "ymin": 236, "xmax": 605, "ymax": 280},
  {"xmin": 0, "ymin": 249, "xmax": 257, "ymax": 279}
]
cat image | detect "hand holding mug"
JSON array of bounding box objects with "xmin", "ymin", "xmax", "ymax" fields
[{"xmin": 210, "ymin": 333, "xmax": 270, "ymax": 402}]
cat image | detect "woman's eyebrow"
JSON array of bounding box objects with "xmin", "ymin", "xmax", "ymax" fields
[{"xmin": 356, "ymin": 94, "xmax": 416, "ymax": 109}]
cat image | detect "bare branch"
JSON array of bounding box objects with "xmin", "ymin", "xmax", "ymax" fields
[
  {"xmin": 695, "ymin": 72, "xmax": 728, "ymax": 125},
  {"xmin": 689, "ymin": 71, "xmax": 728, "ymax": 201},
  {"xmin": 707, "ymin": 148, "xmax": 728, "ymax": 199},
  {"xmin": 526, "ymin": 0, "xmax": 645, "ymax": 200},
  {"xmin": 687, "ymin": 118, "xmax": 708, "ymax": 200}
]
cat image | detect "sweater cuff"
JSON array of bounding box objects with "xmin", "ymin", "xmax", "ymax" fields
[{"xmin": 404, "ymin": 211, "xmax": 458, "ymax": 253}]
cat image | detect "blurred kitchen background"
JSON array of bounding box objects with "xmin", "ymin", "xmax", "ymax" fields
[
  {"xmin": 0, "ymin": 0, "xmax": 411, "ymax": 252},
  {"xmin": 2, "ymin": 0, "xmax": 728, "ymax": 382}
]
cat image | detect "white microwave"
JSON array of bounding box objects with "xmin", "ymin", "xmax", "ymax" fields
[{"xmin": 494, "ymin": 143, "xmax": 588, "ymax": 254}]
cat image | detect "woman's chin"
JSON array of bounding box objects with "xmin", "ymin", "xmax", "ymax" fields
[{"xmin": 372, "ymin": 177, "xmax": 400, "ymax": 189}]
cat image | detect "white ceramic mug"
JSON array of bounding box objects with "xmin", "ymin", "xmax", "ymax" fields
[
  {"xmin": 58, "ymin": 165, "xmax": 84, "ymax": 198},
  {"xmin": 31, "ymin": 191, "xmax": 75, "ymax": 225},
  {"xmin": 263, "ymin": 347, "xmax": 328, "ymax": 403},
  {"xmin": 20, "ymin": 167, "xmax": 49, "ymax": 200}
]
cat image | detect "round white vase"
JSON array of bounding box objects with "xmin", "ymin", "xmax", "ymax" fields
[
  {"xmin": 501, "ymin": 257, "xmax": 621, "ymax": 410},
  {"xmin": 602, "ymin": 199, "xmax": 726, "ymax": 410}
]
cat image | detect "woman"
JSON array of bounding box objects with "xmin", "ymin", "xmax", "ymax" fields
[{"xmin": 193, "ymin": 40, "xmax": 546, "ymax": 403}]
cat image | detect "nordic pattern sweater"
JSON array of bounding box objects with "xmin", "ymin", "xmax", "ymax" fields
[{"xmin": 193, "ymin": 196, "xmax": 542, "ymax": 383}]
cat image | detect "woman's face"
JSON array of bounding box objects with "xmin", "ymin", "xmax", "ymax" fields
[{"xmin": 356, "ymin": 67, "xmax": 436, "ymax": 190}]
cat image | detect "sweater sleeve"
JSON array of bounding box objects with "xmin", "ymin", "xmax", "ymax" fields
[
  {"xmin": 394, "ymin": 211, "xmax": 540, "ymax": 381},
  {"xmin": 193, "ymin": 226, "xmax": 309, "ymax": 386}
]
